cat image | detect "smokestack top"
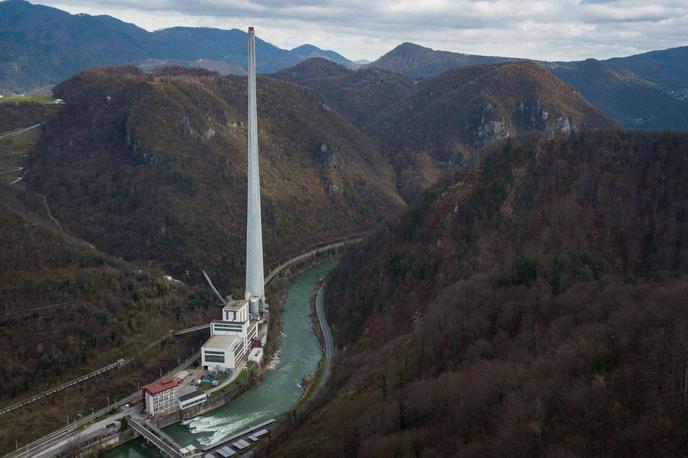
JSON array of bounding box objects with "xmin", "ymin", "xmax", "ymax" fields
[{"xmin": 248, "ymin": 26, "xmax": 254, "ymax": 32}]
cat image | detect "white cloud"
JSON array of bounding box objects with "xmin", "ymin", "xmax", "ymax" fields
[{"xmin": 38, "ymin": 0, "xmax": 688, "ymax": 61}]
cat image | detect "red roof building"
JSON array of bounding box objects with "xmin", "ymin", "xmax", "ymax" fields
[
  {"xmin": 142, "ymin": 378, "xmax": 179, "ymax": 416},
  {"xmin": 142, "ymin": 378, "xmax": 178, "ymax": 395}
]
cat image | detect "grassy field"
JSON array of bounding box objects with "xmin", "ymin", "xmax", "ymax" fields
[
  {"xmin": 0, "ymin": 126, "xmax": 42, "ymax": 184},
  {"xmin": 0, "ymin": 95, "xmax": 57, "ymax": 105}
]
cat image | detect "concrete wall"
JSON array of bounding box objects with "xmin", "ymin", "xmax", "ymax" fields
[{"xmin": 56, "ymin": 429, "xmax": 135, "ymax": 458}]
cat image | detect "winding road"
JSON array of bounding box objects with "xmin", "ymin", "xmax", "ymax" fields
[{"xmin": 315, "ymin": 282, "xmax": 334, "ymax": 392}]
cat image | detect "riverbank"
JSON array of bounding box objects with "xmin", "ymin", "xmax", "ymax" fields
[
  {"xmin": 250, "ymin": 281, "xmax": 339, "ymax": 458},
  {"xmin": 151, "ymin": 250, "xmax": 345, "ymax": 430},
  {"xmin": 7, "ymin": 239, "xmax": 357, "ymax": 458},
  {"xmin": 105, "ymin": 259, "xmax": 341, "ymax": 457}
]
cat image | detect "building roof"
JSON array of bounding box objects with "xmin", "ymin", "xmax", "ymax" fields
[
  {"xmin": 142, "ymin": 378, "xmax": 178, "ymax": 395},
  {"xmin": 179, "ymin": 390, "xmax": 207, "ymax": 402},
  {"xmin": 204, "ymin": 334, "xmax": 239, "ymax": 350},
  {"xmin": 223, "ymin": 299, "xmax": 249, "ymax": 311}
]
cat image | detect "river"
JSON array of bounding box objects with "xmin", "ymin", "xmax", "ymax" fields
[{"xmin": 105, "ymin": 260, "xmax": 338, "ymax": 457}]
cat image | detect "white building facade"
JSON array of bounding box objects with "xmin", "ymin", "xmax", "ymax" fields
[
  {"xmin": 202, "ymin": 299, "xmax": 260, "ymax": 371},
  {"xmin": 202, "ymin": 335, "xmax": 243, "ymax": 371},
  {"xmin": 142, "ymin": 379, "xmax": 179, "ymax": 416}
]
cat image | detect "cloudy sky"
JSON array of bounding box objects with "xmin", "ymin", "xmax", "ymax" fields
[{"xmin": 40, "ymin": 0, "xmax": 688, "ymax": 61}]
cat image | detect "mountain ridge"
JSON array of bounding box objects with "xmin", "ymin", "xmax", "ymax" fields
[
  {"xmin": 366, "ymin": 41, "xmax": 688, "ymax": 131},
  {"xmin": 0, "ymin": 0, "xmax": 351, "ymax": 92},
  {"xmin": 368, "ymin": 42, "xmax": 519, "ymax": 78}
]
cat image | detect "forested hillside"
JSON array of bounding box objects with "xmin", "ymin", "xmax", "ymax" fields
[
  {"xmin": 25, "ymin": 66, "xmax": 403, "ymax": 293},
  {"xmin": 0, "ymin": 183, "xmax": 214, "ymax": 401},
  {"xmin": 372, "ymin": 62, "xmax": 615, "ymax": 199},
  {"xmin": 369, "ymin": 42, "xmax": 516, "ymax": 78},
  {"xmin": 0, "ymin": 103, "xmax": 58, "ymax": 132},
  {"xmin": 549, "ymin": 57, "xmax": 688, "ymax": 131},
  {"xmin": 270, "ymin": 130, "xmax": 688, "ymax": 457},
  {"xmin": 273, "ymin": 57, "xmax": 416, "ymax": 131},
  {"xmin": 367, "ymin": 40, "xmax": 688, "ymax": 133},
  {"xmin": 274, "ymin": 59, "xmax": 614, "ymax": 201}
]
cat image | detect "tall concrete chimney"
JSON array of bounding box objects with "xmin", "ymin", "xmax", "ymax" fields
[{"xmin": 245, "ymin": 26, "xmax": 265, "ymax": 309}]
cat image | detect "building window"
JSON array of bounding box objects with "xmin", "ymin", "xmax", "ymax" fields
[{"xmin": 204, "ymin": 354, "xmax": 225, "ymax": 363}]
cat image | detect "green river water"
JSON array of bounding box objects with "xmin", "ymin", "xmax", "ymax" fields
[{"xmin": 105, "ymin": 260, "xmax": 337, "ymax": 457}]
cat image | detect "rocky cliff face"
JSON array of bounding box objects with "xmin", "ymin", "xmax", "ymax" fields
[
  {"xmin": 274, "ymin": 60, "xmax": 613, "ymax": 202},
  {"xmin": 372, "ymin": 61, "xmax": 615, "ymax": 200}
]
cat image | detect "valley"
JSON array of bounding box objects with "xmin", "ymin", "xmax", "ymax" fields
[
  {"xmin": 1, "ymin": 2, "xmax": 688, "ymax": 457},
  {"xmin": 271, "ymin": 131, "xmax": 688, "ymax": 457}
]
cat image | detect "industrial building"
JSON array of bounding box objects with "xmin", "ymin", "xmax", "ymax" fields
[
  {"xmin": 179, "ymin": 391, "xmax": 207, "ymax": 411},
  {"xmin": 202, "ymin": 335, "xmax": 243, "ymax": 370},
  {"xmin": 138, "ymin": 28, "xmax": 269, "ymax": 423},
  {"xmin": 142, "ymin": 378, "xmax": 179, "ymax": 416}
]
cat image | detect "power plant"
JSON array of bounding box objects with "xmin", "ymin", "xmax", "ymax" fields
[{"xmin": 200, "ymin": 26, "xmax": 268, "ymax": 373}]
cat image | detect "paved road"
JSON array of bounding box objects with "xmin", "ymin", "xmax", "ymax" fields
[
  {"xmin": 315, "ymin": 282, "xmax": 334, "ymax": 392},
  {"xmin": 264, "ymin": 236, "xmax": 362, "ymax": 287},
  {"xmin": 32, "ymin": 404, "xmax": 145, "ymax": 458}
]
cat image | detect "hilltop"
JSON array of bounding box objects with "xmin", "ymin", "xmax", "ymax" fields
[
  {"xmin": 365, "ymin": 41, "xmax": 688, "ymax": 132},
  {"xmin": 25, "ymin": 66, "xmax": 403, "ymax": 293},
  {"xmin": 274, "ymin": 59, "xmax": 614, "ymax": 200},
  {"xmin": 368, "ymin": 42, "xmax": 516, "ymax": 78},
  {"xmin": 273, "ymin": 58, "xmax": 416, "ymax": 130},
  {"xmin": 372, "ymin": 61, "xmax": 615, "ymax": 198},
  {"xmin": 270, "ymin": 130, "xmax": 688, "ymax": 457}
]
